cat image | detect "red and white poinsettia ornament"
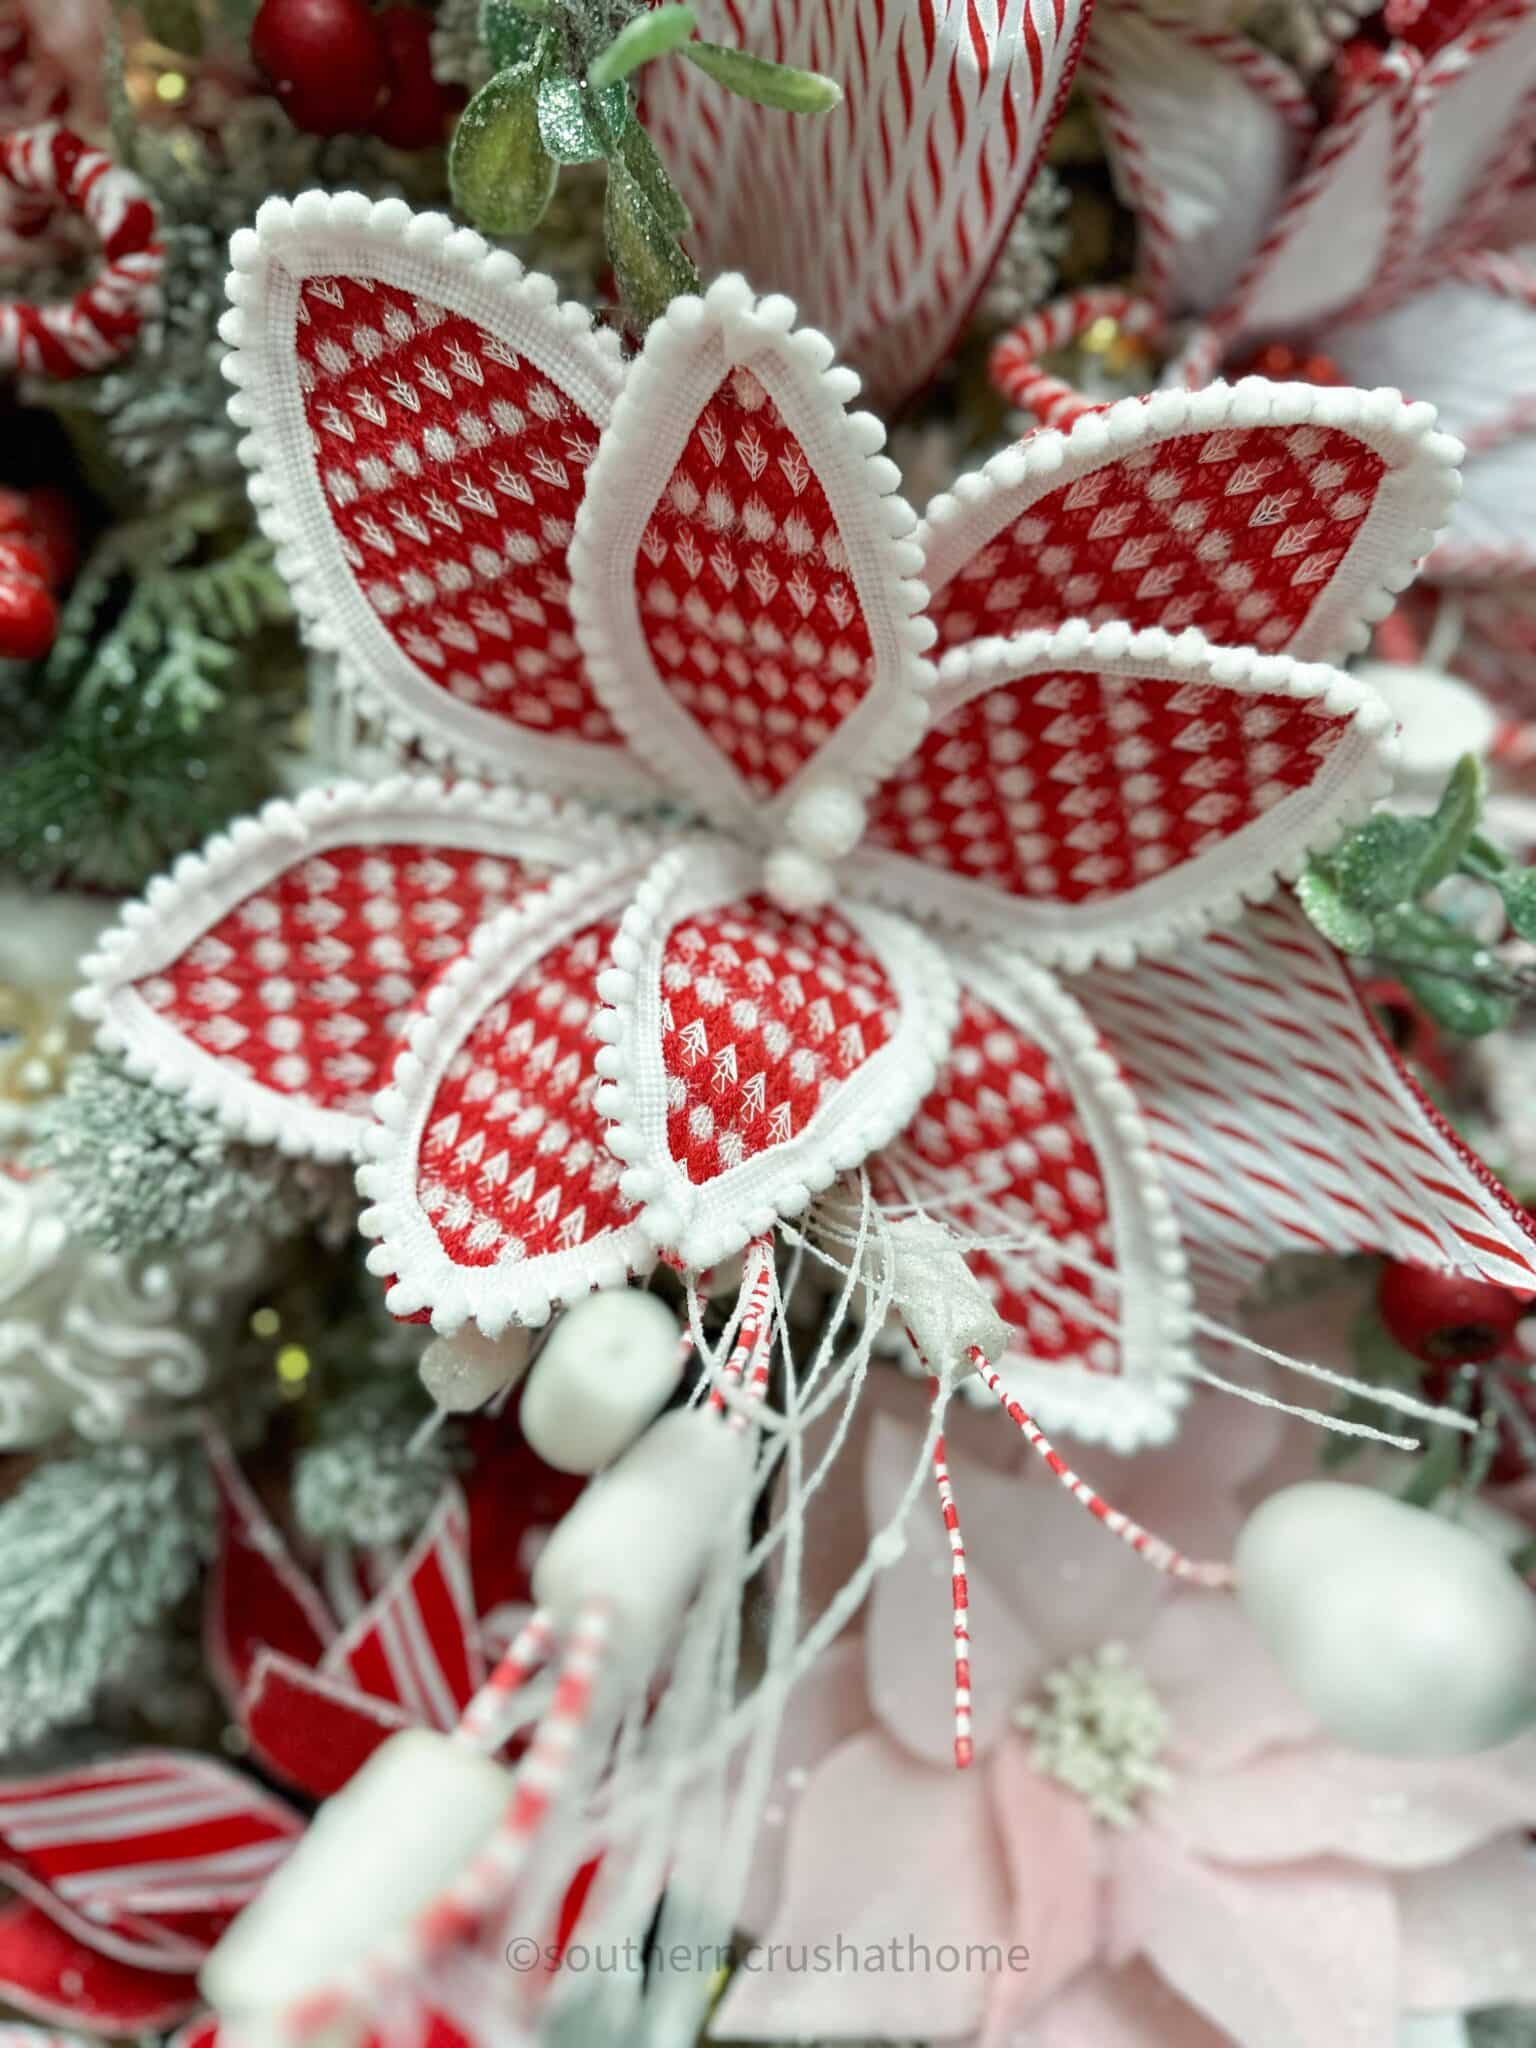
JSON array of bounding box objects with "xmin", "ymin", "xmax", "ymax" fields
[
  {"xmin": 72, "ymin": 192, "xmax": 1536, "ymax": 1452},
  {"xmin": 1084, "ymin": 0, "xmax": 1536, "ymax": 579}
]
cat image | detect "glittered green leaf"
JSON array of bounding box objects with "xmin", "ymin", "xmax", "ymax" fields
[
  {"xmin": 1499, "ymin": 866, "xmax": 1536, "ymax": 943},
  {"xmin": 590, "ymin": 5, "xmax": 697, "ymax": 88},
  {"xmin": 1296, "ymin": 863, "xmax": 1375, "ymax": 955},
  {"xmin": 1398, "ymin": 963, "xmax": 1515, "ymax": 1037},
  {"xmin": 481, "ymin": 0, "xmax": 547, "ymax": 66},
  {"xmin": 605, "ymin": 156, "xmax": 698, "ymax": 330},
  {"xmin": 618, "ymin": 113, "xmax": 692, "ymax": 237},
  {"xmin": 451, "ymin": 60, "xmax": 558, "ymax": 237},
  {"xmin": 1328, "ymin": 811, "xmax": 1436, "ymax": 912},
  {"xmin": 682, "ymin": 39, "xmax": 842, "ymax": 112},
  {"xmin": 537, "ymin": 72, "xmax": 629, "ymax": 163},
  {"xmin": 1414, "ymin": 752, "xmax": 1485, "ymax": 892}
]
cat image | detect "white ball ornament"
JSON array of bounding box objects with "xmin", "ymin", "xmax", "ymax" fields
[
  {"xmin": 519, "ymin": 1287, "xmax": 685, "ymax": 1473},
  {"xmin": 784, "ymin": 781, "xmax": 867, "ymax": 861},
  {"xmin": 201, "ymin": 1728, "xmax": 512, "ymax": 2032},
  {"xmin": 1352, "ymin": 659, "xmax": 1498, "ymax": 800},
  {"xmin": 1235, "ymin": 1482, "xmax": 1536, "ymax": 1757},
  {"xmin": 418, "ymin": 1323, "xmax": 533, "ymax": 1412},
  {"xmin": 763, "ymin": 845, "xmax": 836, "ymax": 914}
]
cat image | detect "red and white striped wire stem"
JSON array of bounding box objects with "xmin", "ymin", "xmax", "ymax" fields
[{"xmin": 989, "ymin": 287, "xmax": 1165, "ymax": 429}]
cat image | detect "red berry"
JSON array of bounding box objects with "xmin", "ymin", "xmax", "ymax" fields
[
  {"xmin": 250, "ymin": 0, "xmax": 387, "ymax": 136},
  {"xmin": 1377, "ymin": 1259, "xmax": 1530, "ymax": 1366},
  {"xmin": 0, "ymin": 572, "xmax": 57, "ymax": 661},
  {"xmin": 371, "ymin": 6, "xmax": 454, "ymax": 149}
]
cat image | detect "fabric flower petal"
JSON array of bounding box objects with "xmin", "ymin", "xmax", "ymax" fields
[
  {"xmin": 1153, "ymin": 1732, "xmax": 1536, "ymax": 1871},
  {"xmin": 859, "ymin": 621, "xmax": 1393, "ymax": 970},
  {"xmin": 1138, "ymin": 1590, "xmax": 1316, "ymax": 1774},
  {"xmin": 996, "ymin": 1956, "xmax": 1232, "ymax": 2048},
  {"xmin": 355, "ymin": 840, "xmax": 661, "ymax": 1333},
  {"xmin": 570, "ymin": 273, "xmax": 934, "ymax": 856},
  {"xmin": 980, "ymin": 1739, "xmax": 1101, "ymax": 2040},
  {"xmin": 1108, "ymin": 1825, "xmax": 1398, "ymax": 2048},
  {"xmin": 1397, "ymin": 1832, "xmax": 1536, "ymax": 2010},
  {"xmin": 77, "ymin": 778, "xmax": 613, "ymax": 1160},
  {"xmin": 877, "ymin": 943, "xmax": 1195, "ymax": 1449},
  {"xmin": 710, "ymin": 1727, "xmax": 1012, "ymax": 2042},
  {"xmin": 222, "ymin": 193, "xmax": 652, "ymax": 797},
  {"xmin": 591, "ymin": 839, "xmax": 957, "ymax": 1272},
  {"xmin": 917, "ymin": 381, "xmax": 1461, "ymax": 668}
]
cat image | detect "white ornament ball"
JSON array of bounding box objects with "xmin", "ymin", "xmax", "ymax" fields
[
  {"xmin": 784, "ymin": 781, "xmax": 867, "ymax": 861},
  {"xmin": 201, "ymin": 1728, "xmax": 512, "ymax": 2026},
  {"xmin": 1353, "ymin": 660, "xmax": 1498, "ymax": 799},
  {"xmin": 1235, "ymin": 1481, "xmax": 1536, "ymax": 1757},
  {"xmin": 520, "ymin": 1286, "xmax": 684, "ymax": 1473},
  {"xmin": 763, "ymin": 846, "xmax": 836, "ymax": 914},
  {"xmin": 419, "ymin": 1323, "xmax": 532, "ymax": 1412}
]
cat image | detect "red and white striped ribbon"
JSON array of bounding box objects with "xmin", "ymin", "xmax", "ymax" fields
[
  {"xmin": 989, "ymin": 287, "xmax": 1163, "ymax": 429},
  {"xmin": 0, "ymin": 124, "xmax": 162, "ymax": 377}
]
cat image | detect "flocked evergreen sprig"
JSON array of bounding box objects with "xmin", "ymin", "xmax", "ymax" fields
[
  {"xmin": 451, "ymin": 0, "xmax": 839, "ymax": 328},
  {"xmin": 32, "ymin": 1054, "xmax": 347, "ymax": 1256},
  {"xmin": 0, "ymin": 490, "xmax": 299, "ymax": 890},
  {"xmin": 1300, "ymin": 755, "xmax": 1536, "ymax": 1035},
  {"xmin": 293, "ymin": 1379, "xmax": 463, "ymax": 1549},
  {"xmin": 0, "ymin": 1436, "xmax": 213, "ymax": 1755}
]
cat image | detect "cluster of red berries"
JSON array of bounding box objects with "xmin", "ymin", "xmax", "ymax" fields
[
  {"xmin": 1377, "ymin": 1259, "xmax": 1536, "ymax": 1484},
  {"xmin": 0, "ymin": 484, "xmax": 76, "ymax": 663},
  {"xmin": 250, "ymin": 0, "xmax": 458, "ymax": 147}
]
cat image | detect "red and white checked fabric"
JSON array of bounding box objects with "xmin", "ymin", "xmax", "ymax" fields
[
  {"xmin": 1084, "ymin": 0, "xmax": 1536, "ymax": 580},
  {"xmin": 636, "ymin": 366, "xmax": 877, "ymax": 799},
  {"xmin": 0, "ymin": 125, "xmax": 161, "ymax": 376},
  {"xmin": 0, "ymin": 1756, "xmax": 302, "ymax": 1976},
  {"xmin": 640, "ymin": 0, "xmax": 1092, "ymax": 412},
  {"xmin": 82, "ymin": 190, "xmax": 1536, "ymax": 1445}
]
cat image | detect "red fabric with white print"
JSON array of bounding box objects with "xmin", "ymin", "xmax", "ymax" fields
[
  {"xmin": 417, "ymin": 918, "xmax": 635, "ymax": 1267},
  {"xmin": 0, "ymin": 1755, "xmax": 301, "ymax": 1974},
  {"xmin": 926, "ymin": 424, "xmax": 1387, "ymax": 651},
  {"xmin": 297, "ymin": 272, "xmax": 619, "ymax": 741},
  {"xmin": 637, "ymin": 366, "xmax": 875, "ymax": 800},
  {"xmin": 661, "ymin": 898, "xmax": 899, "ymax": 1185},
  {"xmin": 891, "ymin": 989, "xmax": 1120, "ymax": 1371},
  {"xmin": 1074, "ymin": 890, "xmax": 1536, "ymax": 1296},
  {"xmin": 865, "ymin": 664, "xmax": 1354, "ymax": 904},
  {"xmin": 138, "ymin": 844, "xmax": 538, "ymax": 1117}
]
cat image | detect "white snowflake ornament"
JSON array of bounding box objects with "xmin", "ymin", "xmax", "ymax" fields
[{"xmin": 74, "ymin": 193, "xmax": 1536, "ymax": 1449}]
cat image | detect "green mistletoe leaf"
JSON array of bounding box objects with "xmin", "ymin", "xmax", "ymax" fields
[
  {"xmin": 451, "ymin": 58, "xmax": 558, "ymax": 237},
  {"xmin": 537, "ymin": 72, "xmax": 629, "ymax": 163},
  {"xmin": 682, "ymin": 40, "xmax": 842, "ymax": 112},
  {"xmin": 1498, "ymin": 866, "xmax": 1536, "ymax": 943},
  {"xmin": 1295, "ymin": 865, "xmax": 1375, "ymax": 955},
  {"xmin": 617, "ymin": 114, "xmax": 692, "ymax": 237},
  {"xmin": 1413, "ymin": 752, "xmax": 1485, "ymax": 893},
  {"xmin": 590, "ymin": 5, "xmax": 698, "ymax": 89},
  {"xmin": 480, "ymin": 0, "xmax": 546, "ymax": 67},
  {"xmin": 605, "ymin": 156, "xmax": 698, "ymax": 330}
]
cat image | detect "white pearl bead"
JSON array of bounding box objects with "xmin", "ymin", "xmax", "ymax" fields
[
  {"xmin": 519, "ymin": 1288, "xmax": 685, "ymax": 1473},
  {"xmin": 784, "ymin": 781, "xmax": 867, "ymax": 860},
  {"xmin": 201, "ymin": 1729, "xmax": 512, "ymax": 2026},
  {"xmin": 418, "ymin": 1324, "xmax": 533, "ymax": 1412},
  {"xmin": 1353, "ymin": 659, "xmax": 1498, "ymax": 798},
  {"xmin": 1235, "ymin": 1481, "xmax": 1536, "ymax": 1756},
  {"xmin": 763, "ymin": 845, "xmax": 836, "ymax": 913}
]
